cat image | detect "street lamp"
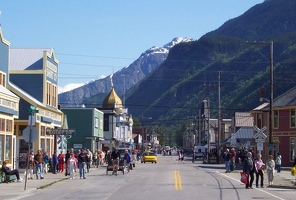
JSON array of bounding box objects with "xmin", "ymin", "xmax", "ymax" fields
[{"xmin": 247, "ymin": 41, "xmax": 274, "ymax": 155}]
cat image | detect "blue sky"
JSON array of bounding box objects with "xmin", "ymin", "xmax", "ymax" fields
[{"xmin": 0, "ymin": 0, "xmax": 264, "ymax": 92}]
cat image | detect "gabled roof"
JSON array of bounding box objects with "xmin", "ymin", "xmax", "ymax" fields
[
  {"xmin": 273, "ymin": 86, "xmax": 296, "ymax": 107},
  {"xmin": 227, "ymin": 127, "xmax": 254, "ymax": 142},
  {"xmin": 0, "ymin": 85, "xmax": 19, "ymax": 98},
  {"xmin": 8, "ymin": 81, "xmax": 62, "ymax": 113},
  {"xmin": 9, "ymin": 48, "xmax": 51, "ymax": 70}
]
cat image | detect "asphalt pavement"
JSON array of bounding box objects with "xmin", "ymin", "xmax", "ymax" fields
[{"xmin": 0, "ymin": 159, "xmax": 295, "ymax": 199}]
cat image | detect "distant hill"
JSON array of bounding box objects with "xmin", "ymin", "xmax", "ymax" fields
[
  {"xmin": 125, "ymin": 0, "xmax": 296, "ymax": 124},
  {"xmin": 58, "ymin": 37, "xmax": 194, "ymax": 108}
]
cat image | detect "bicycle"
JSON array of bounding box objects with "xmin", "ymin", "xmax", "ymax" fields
[{"xmin": 112, "ymin": 159, "xmax": 119, "ymax": 176}]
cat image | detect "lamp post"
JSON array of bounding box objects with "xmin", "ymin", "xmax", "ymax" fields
[{"xmin": 247, "ymin": 41, "xmax": 273, "ymax": 155}]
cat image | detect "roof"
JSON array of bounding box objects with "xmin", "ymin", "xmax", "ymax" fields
[
  {"xmin": 9, "ymin": 48, "xmax": 51, "ymax": 70},
  {"xmin": 102, "ymin": 87, "xmax": 122, "ymax": 114},
  {"xmin": 273, "ymin": 86, "xmax": 296, "ymax": 107},
  {"xmin": 0, "ymin": 85, "xmax": 19, "ymax": 98},
  {"xmin": 253, "ymin": 102, "xmax": 269, "ymax": 111},
  {"xmin": 227, "ymin": 127, "xmax": 254, "ymax": 142}
]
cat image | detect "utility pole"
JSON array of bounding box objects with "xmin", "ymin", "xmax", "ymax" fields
[{"xmin": 218, "ymin": 72, "xmax": 221, "ymax": 164}]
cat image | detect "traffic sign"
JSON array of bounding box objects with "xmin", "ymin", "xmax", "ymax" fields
[
  {"xmin": 27, "ymin": 105, "xmax": 39, "ymax": 113},
  {"xmin": 257, "ymin": 142, "xmax": 264, "ymax": 151},
  {"xmin": 254, "ymin": 126, "xmax": 267, "ymax": 139},
  {"xmin": 23, "ymin": 126, "xmax": 38, "ymax": 143},
  {"xmin": 255, "ymin": 139, "xmax": 266, "ymax": 143}
]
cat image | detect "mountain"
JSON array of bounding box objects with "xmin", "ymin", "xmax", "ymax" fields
[
  {"xmin": 58, "ymin": 37, "xmax": 194, "ymax": 108},
  {"xmin": 124, "ymin": 0, "xmax": 296, "ymax": 123}
]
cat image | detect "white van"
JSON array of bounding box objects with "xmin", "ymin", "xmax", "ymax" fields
[{"xmin": 194, "ymin": 146, "xmax": 206, "ymax": 159}]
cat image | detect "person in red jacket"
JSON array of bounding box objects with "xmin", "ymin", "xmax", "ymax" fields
[
  {"xmin": 58, "ymin": 150, "xmax": 65, "ymax": 173},
  {"xmin": 230, "ymin": 148, "xmax": 236, "ymax": 171}
]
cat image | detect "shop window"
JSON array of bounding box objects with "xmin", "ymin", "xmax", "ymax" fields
[
  {"xmin": 0, "ymin": 118, "xmax": 5, "ymax": 132},
  {"xmin": 273, "ymin": 110, "xmax": 279, "ymax": 128},
  {"xmin": 18, "ymin": 125, "xmax": 27, "ymax": 136},
  {"xmin": 0, "ymin": 135, "xmax": 3, "ymax": 163},
  {"xmin": 46, "ymin": 139, "xmax": 50, "ymax": 153},
  {"xmin": 6, "ymin": 119, "xmax": 12, "ymax": 132},
  {"xmin": 41, "ymin": 138, "xmax": 45, "ymax": 152},
  {"xmin": 291, "ymin": 109, "xmax": 296, "ymax": 127},
  {"xmin": 18, "ymin": 139, "xmax": 29, "ymax": 169},
  {"xmin": 5, "ymin": 135, "xmax": 11, "ymax": 162},
  {"xmin": 291, "ymin": 138, "xmax": 295, "ymax": 161},
  {"xmin": 41, "ymin": 126, "xmax": 45, "ymax": 136}
]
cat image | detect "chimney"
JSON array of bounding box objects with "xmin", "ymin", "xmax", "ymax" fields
[{"xmin": 259, "ymin": 87, "xmax": 265, "ymax": 104}]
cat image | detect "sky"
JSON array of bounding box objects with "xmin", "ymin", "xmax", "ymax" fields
[{"xmin": 0, "ymin": 0, "xmax": 264, "ymax": 93}]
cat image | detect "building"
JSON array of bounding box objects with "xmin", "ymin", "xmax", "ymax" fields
[
  {"xmin": 251, "ymin": 86, "xmax": 296, "ymax": 166},
  {"xmin": 0, "ymin": 27, "xmax": 20, "ymax": 169},
  {"xmin": 8, "ymin": 48, "xmax": 63, "ymax": 170},
  {"xmin": 100, "ymin": 86, "xmax": 133, "ymax": 151},
  {"xmin": 61, "ymin": 108, "xmax": 104, "ymax": 154}
]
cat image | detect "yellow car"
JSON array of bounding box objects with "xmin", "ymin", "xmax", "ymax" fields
[{"xmin": 141, "ymin": 151, "xmax": 157, "ymax": 163}]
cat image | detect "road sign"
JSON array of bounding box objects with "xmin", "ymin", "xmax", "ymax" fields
[
  {"xmin": 23, "ymin": 126, "xmax": 38, "ymax": 143},
  {"xmin": 257, "ymin": 142, "xmax": 264, "ymax": 151},
  {"xmin": 46, "ymin": 128, "xmax": 75, "ymax": 136},
  {"xmin": 255, "ymin": 139, "xmax": 266, "ymax": 143},
  {"xmin": 27, "ymin": 105, "xmax": 39, "ymax": 113},
  {"xmin": 254, "ymin": 126, "xmax": 267, "ymax": 139}
]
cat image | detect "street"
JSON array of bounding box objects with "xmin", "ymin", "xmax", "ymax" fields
[{"xmin": 1, "ymin": 155, "xmax": 295, "ymax": 200}]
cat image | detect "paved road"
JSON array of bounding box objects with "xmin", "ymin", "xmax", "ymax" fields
[{"xmin": 1, "ymin": 155, "xmax": 295, "ymax": 200}]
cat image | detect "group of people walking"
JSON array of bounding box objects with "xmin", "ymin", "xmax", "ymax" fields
[{"xmin": 222, "ymin": 148, "xmax": 284, "ymax": 189}]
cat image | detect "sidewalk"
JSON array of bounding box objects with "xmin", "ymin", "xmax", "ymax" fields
[
  {"xmin": 196, "ymin": 163, "xmax": 296, "ymax": 189},
  {"xmin": 0, "ymin": 166, "xmax": 102, "ymax": 198}
]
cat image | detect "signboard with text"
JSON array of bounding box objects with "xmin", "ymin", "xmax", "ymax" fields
[{"xmin": 46, "ymin": 128, "xmax": 75, "ymax": 136}]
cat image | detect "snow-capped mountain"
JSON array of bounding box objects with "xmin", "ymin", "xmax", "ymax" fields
[{"xmin": 58, "ymin": 37, "xmax": 195, "ymax": 107}]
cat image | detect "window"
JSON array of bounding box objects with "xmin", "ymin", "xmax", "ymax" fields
[
  {"xmin": 291, "ymin": 138, "xmax": 295, "ymax": 161},
  {"xmin": 41, "ymin": 126, "xmax": 45, "ymax": 136},
  {"xmin": 0, "ymin": 72, "xmax": 6, "ymax": 87},
  {"xmin": 6, "ymin": 119, "xmax": 12, "ymax": 132},
  {"xmin": 256, "ymin": 113, "xmax": 262, "ymax": 128},
  {"xmin": 0, "ymin": 118, "xmax": 5, "ymax": 132},
  {"xmin": 274, "ymin": 110, "xmax": 279, "ymax": 128},
  {"xmin": 47, "ymin": 82, "xmax": 58, "ymax": 107},
  {"xmin": 95, "ymin": 117, "xmax": 99, "ymax": 128},
  {"xmin": 291, "ymin": 109, "xmax": 296, "ymax": 127},
  {"xmin": 0, "ymin": 135, "xmax": 3, "ymax": 163},
  {"xmin": 5, "ymin": 135, "xmax": 11, "ymax": 162}
]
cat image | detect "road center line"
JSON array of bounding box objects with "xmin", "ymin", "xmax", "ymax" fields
[{"xmin": 174, "ymin": 170, "xmax": 183, "ymax": 190}]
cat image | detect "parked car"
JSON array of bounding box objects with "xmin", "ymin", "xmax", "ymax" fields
[{"xmin": 141, "ymin": 151, "xmax": 157, "ymax": 163}]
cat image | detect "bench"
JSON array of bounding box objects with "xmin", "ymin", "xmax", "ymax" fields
[{"xmin": 0, "ymin": 168, "xmax": 17, "ymax": 183}]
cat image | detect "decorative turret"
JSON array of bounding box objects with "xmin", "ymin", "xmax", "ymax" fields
[{"xmin": 102, "ymin": 86, "xmax": 123, "ymax": 114}]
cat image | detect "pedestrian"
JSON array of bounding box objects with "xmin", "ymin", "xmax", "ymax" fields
[
  {"xmin": 86, "ymin": 149, "xmax": 91, "ymax": 173},
  {"xmin": 58, "ymin": 150, "xmax": 65, "ymax": 173},
  {"xmin": 243, "ymin": 152, "xmax": 255, "ymax": 189},
  {"xmin": 65, "ymin": 149, "xmax": 71, "ymax": 176},
  {"xmin": 266, "ymin": 155, "xmax": 275, "ymax": 186},
  {"xmin": 78, "ymin": 149, "xmax": 88, "ymax": 179},
  {"xmin": 223, "ymin": 149, "xmax": 231, "ymax": 173},
  {"xmin": 43, "ymin": 151, "xmax": 49, "ymax": 174},
  {"xmin": 275, "ymin": 153, "xmax": 282, "ymax": 173},
  {"xmin": 67, "ymin": 153, "xmax": 78, "ymax": 179},
  {"xmin": 179, "ymin": 149, "xmax": 184, "ymax": 164},
  {"xmin": 255, "ymin": 154, "xmax": 265, "ymax": 188},
  {"xmin": 93, "ymin": 149, "xmax": 98, "ymax": 167},
  {"xmin": 1, "ymin": 161, "xmax": 23, "ymax": 182},
  {"xmin": 27, "ymin": 150, "xmax": 34, "ymax": 179},
  {"xmin": 123, "ymin": 149, "xmax": 131, "ymax": 173},
  {"xmin": 230, "ymin": 148, "xmax": 236, "ymax": 171},
  {"xmin": 52, "ymin": 150, "xmax": 58, "ymax": 174},
  {"xmin": 34, "ymin": 150, "xmax": 44, "ymax": 179}
]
